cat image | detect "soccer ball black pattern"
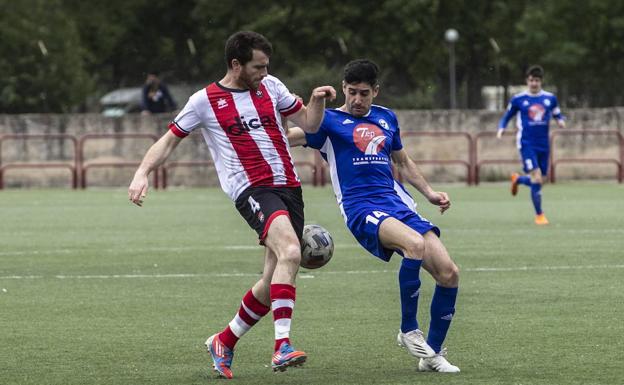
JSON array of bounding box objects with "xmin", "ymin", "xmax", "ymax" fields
[{"xmin": 300, "ymin": 224, "xmax": 334, "ymax": 269}]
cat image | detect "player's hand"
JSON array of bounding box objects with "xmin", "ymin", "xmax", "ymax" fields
[
  {"xmin": 311, "ymin": 86, "xmax": 336, "ymax": 101},
  {"xmin": 496, "ymin": 129, "xmax": 504, "ymax": 139},
  {"xmin": 128, "ymin": 174, "xmax": 149, "ymax": 207},
  {"xmin": 557, "ymin": 119, "xmax": 566, "ymax": 129},
  {"xmin": 429, "ymin": 191, "xmax": 451, "ymax": 214}
]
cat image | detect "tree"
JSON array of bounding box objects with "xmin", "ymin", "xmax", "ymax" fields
[{"xmin": 0, "ymin": 0, "xmax": 93, "ymax": 113}]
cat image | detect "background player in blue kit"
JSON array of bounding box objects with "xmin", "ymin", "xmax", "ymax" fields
[
  {"xmin": 288, "ymin": 59, "xmax": 460, "ymax": 373},
  {"xmin": 497, "ymin": 65, "xmax": 566, "ymax": 225}
]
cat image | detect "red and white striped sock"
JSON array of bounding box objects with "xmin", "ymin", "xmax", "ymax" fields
[
  {"xmin": 217, "ymin": 289, "xmax": 270, "ymax": 350},
  {"xmin": 270, "ymin": 283, "xmax": 296, "ymax": 351}
]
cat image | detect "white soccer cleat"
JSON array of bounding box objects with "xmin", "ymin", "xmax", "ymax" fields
[
  {"xmin": 418, "ymin": 348, "xmax": 460, "ymax": 373},
  {"xmin": 396, "ymin": 329, "xmax": 436, "ymax": 358}
]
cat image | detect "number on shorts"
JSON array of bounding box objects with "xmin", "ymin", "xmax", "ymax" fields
[
  {"xmin": 248, "ymin": 196, "xmax": 261, "ymax": 213},
  {"xmin": 365, "ymin": 210, "xmax": 389, "ymax": 226}
]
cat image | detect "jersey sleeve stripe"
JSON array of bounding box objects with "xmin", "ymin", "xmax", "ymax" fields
[
  {"xmin": 279, "ymin": 99, "xmax": 303, "ymax": 117},
  {"xmin": 168, "ymin": 121, "xmax": 189, "ymax": 138}
]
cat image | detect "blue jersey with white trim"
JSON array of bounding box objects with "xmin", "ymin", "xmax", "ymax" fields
[
  {"xmin": 498, "ymin": 90, "xmax": 563, "ymax": 150},
  {"xmin": 304, "ymin": 105, "xmax": 406, "ymax": 209}
]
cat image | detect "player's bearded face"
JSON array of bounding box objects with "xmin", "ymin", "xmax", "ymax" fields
[
  {"xmin": 343, "ymin": 82, "xmax": 379, "ymax": 117},
  {"xmin": 240, "ymin": 50, "xmax": 269, "ymax": 90}
]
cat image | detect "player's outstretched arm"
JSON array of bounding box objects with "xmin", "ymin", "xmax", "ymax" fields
[
  {"xmin": 128, "ymin": 130, "xmax": 182, "ymax": 206},
  {"xmin": 288, "ymin": 86, "xmax": 336, "ymax": 134},
  {"xmin": 391, "ymin": 149, "xmax": 451, "ymax": 214}
]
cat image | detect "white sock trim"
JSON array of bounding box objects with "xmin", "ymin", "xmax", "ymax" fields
[
  {"xmin": 274, "ymin": 318, "xmax": 291, "ymax": 339},
  {"xmin": 271, "ymin": 299, "xmax": 295, "ymax": 310},
  {"xmin": 229, "ymin": 314, "xmax": 251, "ymax": 337}
]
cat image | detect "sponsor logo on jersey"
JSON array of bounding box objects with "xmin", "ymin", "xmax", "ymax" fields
[
  {"xmin": 353, "ymin": 123, "xmax": 386, "ymax": 155},
  {"xmin": 256, "ymin": 90, "xmax": 263, "ymax": 98},
  {"xmin": 528, "ymin": 104, "xmax": 545, "ymax": 122},
  {"xmin": 342, "ymin": 118, "xmax": 354, "ymax": 124},
  {"xmin": 226, "ymin": 115, "xmax": 278, "ymax": 135}
]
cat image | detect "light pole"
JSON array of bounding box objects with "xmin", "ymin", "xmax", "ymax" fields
[
  {"xmin": 489, "ymin": 37, "xmax": 502, "ymax": 110},
  {"xmin": 444, "ymin": 28, "xmax": 459, "ymax": 109}
]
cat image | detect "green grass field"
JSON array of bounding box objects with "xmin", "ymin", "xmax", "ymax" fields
[{"xmin": 1, "ymin": 183, "xmax": 623, "ymax": 385}]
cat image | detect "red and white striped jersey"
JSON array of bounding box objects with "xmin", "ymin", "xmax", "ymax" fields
[{"xmin": 169, "ymin": 75, "xmax": 303, "ymax": 201}]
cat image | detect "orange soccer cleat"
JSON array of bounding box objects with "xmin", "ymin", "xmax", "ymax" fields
[
  {"xmin": 535, "ymin": 213, "xmax": 549, "ymax": 225},
  {"xmin": 271, "ymin": 342, "xmax": 307, "ymax": 372},
  {"xmin": 510, "ymin": 173, "xmax": 520, "ymax": 196},
  {"xmin": 205, "ymin": 334, "xmax": 234, "ymax": 379}
]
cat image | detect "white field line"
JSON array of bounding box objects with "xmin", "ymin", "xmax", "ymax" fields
[
  {"xmin": 4, "ymin": 226, "xmax": 624, "ymax": 257},
  {"xmin": 0, "ymin": 244, "xmax": 362, "ymax": 257},
  {"xmin": 1, "ymin": 264, "xmax": 623, "ymax": 280}
]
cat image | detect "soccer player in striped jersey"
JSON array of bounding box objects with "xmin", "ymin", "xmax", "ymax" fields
[
  {"xmin": 128, "ymin": 31, "xmax": 336, "ymax": 379},
  {"xmin": 288, "ymin": 59, "xmax": 461, "ymax": 373},
  {"xmin": 497, "ymin": 65, "xmax": 566, "ymax": 225}
]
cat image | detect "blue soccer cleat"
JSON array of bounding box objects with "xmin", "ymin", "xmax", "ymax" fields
[
  {"xmin": 205, "ymin": 334, "xmax": 234, "ymax": 379},
  {"xmin": 271, "ymin": 342, "xmax": 307, "ymax": 372}
]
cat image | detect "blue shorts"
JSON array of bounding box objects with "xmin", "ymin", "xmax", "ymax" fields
[
  {"xmin": 519, "ymin": 145, "xmax": 549, "ymax": 176},
  {"xmin": 342, "ymin": 194, "xmax": 440, "ymax": 262}
]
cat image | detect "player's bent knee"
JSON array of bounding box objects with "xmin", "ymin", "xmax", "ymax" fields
[
  {"xmin": 277, "ymin": 243, "xmax": 302, "ymax": 265},
  {"xmin": 403, "ymin": 237, "xmax": 425, "ymax": 259},
  {"xmin": 437, "ymin": 264, "xmax": 460, "ymax": 287}
]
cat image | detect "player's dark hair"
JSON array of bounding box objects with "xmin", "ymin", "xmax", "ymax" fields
[
  {"xmin": 224, "ymin": 31, "xmax": 272, "ymax": 69},
  {"xmin": 344, "ymin": 59, "xmax": 379, "ymax": 86},
  {"xmin": 526, "ymin": 65, "xmax": 544, "ymax": 79}
]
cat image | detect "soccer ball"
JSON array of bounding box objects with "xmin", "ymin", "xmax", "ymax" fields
[{"xmin": 300, "ymin": 224, "xmax": 334, "ymax": 269}]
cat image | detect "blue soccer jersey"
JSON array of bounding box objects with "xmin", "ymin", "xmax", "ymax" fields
[
  {"xmin": 305, "ymin": 105, "xmax": 403, "ymax": 206},
  {"xmin": 498, "ymin": 90, "xmax": 563, "ymax": 151},
  {"xmin": 305, "ymin": 105, "xmax": 438, "ymax": 261}
]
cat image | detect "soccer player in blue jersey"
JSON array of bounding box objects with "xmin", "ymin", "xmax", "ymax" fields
[
  {"xmin": 497, "ymin": 65, "xmax": 566, "ymax": 225},
  {"xmin": 288, "ymin": 59, "xmax": 460, "ymax": 373}
]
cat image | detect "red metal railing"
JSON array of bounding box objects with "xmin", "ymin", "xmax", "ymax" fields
[
  {"xmin": 79, "ymin": 133, "xmax": 159, "ymax": 189},
  {"xmin": 1, "ymin": 130, "xmax": 623, "ymax": 189},
  {"xmin": 400, "ymin": 131, "xmax": 475, "ymax": 184},
  {"xmin": 0, "ymin": 134, "xmax": 78, "ymax": 189},
  {"xmin": 161, "ymin": 161, "xmax": 213, "ymax": 189},
  {"xmin": 549, "ymin": 129, "xmax": 623, "ymax": 183},
  {"xmin": 473, "ymin": 130, "xmax": 519, "ymax": 185}
]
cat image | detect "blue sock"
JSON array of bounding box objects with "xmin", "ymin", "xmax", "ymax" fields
[
  {"xmin": 398, "ymin": 258, "xmax": 422, "ymax": 333},
  {"xmin": 517, "ymin": 175, "xmax": 531, "ymax": 186},
  {"xmin": 530, "ymin": 183, "xmax": 543, "ymax": 215},
  {"xmin": 427, "ymin": 285, "xmax": 458, "ymax": 353}
]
